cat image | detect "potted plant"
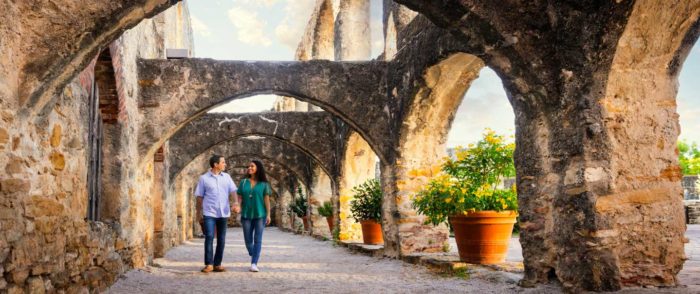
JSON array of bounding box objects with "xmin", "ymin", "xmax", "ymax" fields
[
  {"xmin": 350, "ymin": 179, "xmax": 383, "ymax": 245},
  {"xmin": 413, "ymin": 130, "xmax": 518, "ymax": 264},
  {"xmin": 318, "ymin": 201, "xmax": 334, "ymax": 234},
  {"xmin": 290, "ymin": 187, "xmax": 309, "ymax": 232}
]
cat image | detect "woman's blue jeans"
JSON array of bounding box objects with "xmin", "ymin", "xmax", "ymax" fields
[
  {"xmin": 241, "ymin": 217, "xmax": 265, "ymax": 265},
  {"xmin": 203, "ymin": 216, "xmax": 228, "ymax": 266}
]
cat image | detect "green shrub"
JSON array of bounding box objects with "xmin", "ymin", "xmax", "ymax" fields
[
  {"xmin": 318, "ymin": 201, "xmax": 333, "ymax": 217},
  {"xmin": 349, "ymin": 179, "xmax": 382, "ymax": 222}
]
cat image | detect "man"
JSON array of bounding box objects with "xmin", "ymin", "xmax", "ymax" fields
[{"xmin": 195, "ymin": 154, "xmax": 240, "ymax": 273}]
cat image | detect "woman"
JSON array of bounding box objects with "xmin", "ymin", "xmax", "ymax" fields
[{"xmin": 238, "ymin": 160, "xmax": 272, "ymax": 272}]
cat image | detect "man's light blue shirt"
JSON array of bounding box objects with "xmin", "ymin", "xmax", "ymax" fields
[{"xmin": 195, "ymin": 170, "xmax": 237, "ymax": 218}]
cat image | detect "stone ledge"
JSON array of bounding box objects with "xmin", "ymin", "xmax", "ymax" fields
[
  {"xmin": 401, "ymin": 253, "xmax": 523, "ymax": 284},
  {"xmin": 337, "ymin": 241, "xmax": 385, "ymax": 257}
]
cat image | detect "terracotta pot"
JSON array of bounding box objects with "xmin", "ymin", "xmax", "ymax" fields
[
  {"xmin": 449, "ymin": 210, "xmax": 517, "ymax": 264},
  {"xmin": 326, "ymin": 216, "xmax": 334, "ymax": 234},
  {"xmin": 360, "ymin": 220, "xmax": 384, "ymax": 245},
  {"xmin": 302, "ymin": 216, "xmax": 310, "ymax": 232}
]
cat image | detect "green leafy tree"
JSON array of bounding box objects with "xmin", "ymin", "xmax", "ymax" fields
[{"xmin": 679, "ymin": 140, "xmax": 700, "ymax": 175}]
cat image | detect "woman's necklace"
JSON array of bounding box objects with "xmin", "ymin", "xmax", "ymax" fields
[{"xmin": 249, "ymin": 179, "xmax": 256, "ymax": 198}]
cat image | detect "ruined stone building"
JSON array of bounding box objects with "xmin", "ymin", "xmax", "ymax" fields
[{"xmin": 1, "ymin": 0, "xmax": 699, "ymax": 292}]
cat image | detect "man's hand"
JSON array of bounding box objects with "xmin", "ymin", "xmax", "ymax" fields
[
  {"xmin": 197, "ymin": 213, "xmax": 203, "ymax": 225},
  {"xmin": 265, "ymin": 215, "xmax": 271, "ymax": 225},
  {"xmin": 231, "ymin": 203, "xmax": 241, "ymax": 214}
]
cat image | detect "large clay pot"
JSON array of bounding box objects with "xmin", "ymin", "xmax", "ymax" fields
[
  {"xmin": 449, "ymin": 210, "xmax": 517, "ymax": 264},
  {"xmin": 326, "ymin": 216, "xmax": 334, "ymax": 234},
  {"xmin": 360, "ymin": 220, "xmax": 384, "ymax": 245},
  {"xmin": 302, "ymin": 215, "xmax": 310, "ymax": 232}
]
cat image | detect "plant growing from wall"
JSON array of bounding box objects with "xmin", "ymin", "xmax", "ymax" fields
[{"xmin": 349, "ymin": 179, "xmax": 383, "ymax": 222}]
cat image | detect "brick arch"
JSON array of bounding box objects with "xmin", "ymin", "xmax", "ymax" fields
[
  {"xmin": 137, "ymin": 59, "xmax": 391, "ymax": 166},
  {"xmin": 167, "ymin": 112, "xmax": 341, "ymax": 184}
]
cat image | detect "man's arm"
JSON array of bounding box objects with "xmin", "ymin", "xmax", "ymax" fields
[
  {"xmin": 230, "ymin": 191, "xmax": 240, "ymax": 213},
  {"xmin": 196, "ymin": 197, "xmax": 203, "ymax": 223}
]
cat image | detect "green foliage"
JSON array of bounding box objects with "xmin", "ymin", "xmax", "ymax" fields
[
  {"xmin": 289, "ymin": 187, "xmax": 308, "ymax": 218},
  {"xmin": 318, "ymin": 201, "xmax": 333, "ymax": 217},
  {"xmin": 413, "ymin": 130, "xmax": 518, "ymax": 226},
  {"xmin": 679, "ymin": 140, "xmax": 700, "ymax": 175},
  {"xmin": 349, "ymin": 179, "xmax": 383, "ymax": 222}
]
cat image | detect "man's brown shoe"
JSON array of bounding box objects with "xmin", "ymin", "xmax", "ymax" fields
[
  {"xmin": 201, "ymin": 265, "xmax": 213, "ymax": 273},
  {"xmin": 213, "ymin": 266, "xmax": 226, "ymax": 272}
]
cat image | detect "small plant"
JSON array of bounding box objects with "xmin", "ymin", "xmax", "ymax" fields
[
  {"xmin": 332, "ymin": 226, "xmax": 340, "ymax": 242},
  {"xmin": 413, "ymin": 130, "xmax": 518, "ymax": 226},
  {"xmin": 290, "ymin": 187, "xmax": 308, "ymax": 218},
  {"xmin": 318, "ymin": 201, "xmax": 333, "ymax": 217},
  {"xmin": 350, "ymin": 179, "xmax": 383, "ymax": 222}
]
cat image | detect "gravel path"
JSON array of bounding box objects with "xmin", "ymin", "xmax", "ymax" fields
[
  {"xmin": 107, "ymin": 227, "xmax": 523, "ymax": 293},
  {"xmin": 108, "ymin": 226, "xmax": 700, "ymax": 293}
]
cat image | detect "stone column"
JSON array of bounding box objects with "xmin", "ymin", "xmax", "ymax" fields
[{"xmin": 334, "ymin": 0, "xmax": 371, "ymax": 61}]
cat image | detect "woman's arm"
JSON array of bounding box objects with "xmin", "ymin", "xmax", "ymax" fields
[{"xmin": 264, "ymin": 195, "xmax": 271, "ymax": 225}]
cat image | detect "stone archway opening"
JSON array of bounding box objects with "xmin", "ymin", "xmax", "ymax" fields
[{"xmin": 337, "ymin": 131, "xmax": 380, "ymax": 243}]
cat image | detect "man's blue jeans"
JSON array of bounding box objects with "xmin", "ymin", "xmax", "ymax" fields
[
  {"xmin": 241, "ymin": 217, "xmax": 265, "ymax": 265},
  {"xmin": 203, "ymin": 216, "xmax": 228, "ymax": 266}
]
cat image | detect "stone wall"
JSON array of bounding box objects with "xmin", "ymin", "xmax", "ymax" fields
[
  {"xmin": 684, "ymin": 176, "xmax": 699, "ymax": 200},
  {"xmin": 0, "ymin": 2, "xmax": 193, "ymax": 292}
]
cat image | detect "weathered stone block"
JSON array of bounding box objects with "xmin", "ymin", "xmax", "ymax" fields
[
  {"xmin": 49, "ymin": 152, "xmax": 65, "ymax": 171},
  {"xmin": 26, "ymin": 276, "xmax": 45, "ymax": 294},
  {"xmin": 50, "ymin": 124, "xmax": 62, "ymax": 147},
  {"xmin": 0, "ymin": 179, "xmax": 30, "ymax": 195},
  {"xmin": 24, "ymin": 196, "xmax": 64, "ymax": 218}
]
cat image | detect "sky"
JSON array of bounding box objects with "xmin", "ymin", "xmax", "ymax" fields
[{"xmin": 190, "ymin": 0, "xmax": 700, "ymax": 147}]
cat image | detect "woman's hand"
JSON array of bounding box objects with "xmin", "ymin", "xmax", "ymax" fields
[{"xmin": 266, "ymin": 216, "xmax": 271, "ymax": 225}]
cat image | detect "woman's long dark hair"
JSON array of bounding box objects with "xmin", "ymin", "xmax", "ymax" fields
[{"xmin": 247, "ymin": 160, "xmax": 268, "ymax": 183}]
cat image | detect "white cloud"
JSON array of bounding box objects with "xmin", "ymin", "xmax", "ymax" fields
[
  {"xmin": 370, "ymin": 19, "xmax": 384, "ymax": 58},
  {"xmin": 678, "ymin": 98, "xmax": 700, "ymax": 143},
  {"xmin": 234, "ymin": 0, "xmax": 280, "ymax": 7},
  {"xmin": 190, "ymin": 15, "xmax": 212, "ymax": 37},
  {"xmin": 447, "ymin": 68, "xmax": 515, "ymax": 147},
  {"xmin": 228, "ymin": 6, "xmax": 273, "ymax": 46},
  {"xmin": 274, "ymin": 0, "xmax": 316, "ymax": 50},
  {"xmin": 208, "ymin": 95, "xmax": 277, "ymax": 113}
]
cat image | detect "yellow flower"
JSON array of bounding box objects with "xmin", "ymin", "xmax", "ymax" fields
[
  {"xmin": 458, "ymin": 197, "xmax": 465, "ymax": 203},
  {"xmin": 445, "ymin": 198, "xmax": 452, "ymax": 204}
]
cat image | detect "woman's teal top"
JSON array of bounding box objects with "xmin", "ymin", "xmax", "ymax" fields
[{"xmin": 238, "ymin": 178, "xmax": 272, "ymax": 219}]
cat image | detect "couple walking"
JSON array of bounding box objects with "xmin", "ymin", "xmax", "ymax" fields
[{"xmin": 195, "ymin": 155, "xmax": 272, "ymax": 273}]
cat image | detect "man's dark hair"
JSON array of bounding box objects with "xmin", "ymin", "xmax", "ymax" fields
[
  {"xmin": 209, "ymin": 155, "xmax": 224, "ymax": 168},
  {"xmin": 246, "ymin": 160, "xmax": 268, "ymax": 183}
]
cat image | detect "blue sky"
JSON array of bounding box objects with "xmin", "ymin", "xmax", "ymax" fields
[{"xmin": 190, "ymin": 0, "xmax": 700, "ymax": 147}]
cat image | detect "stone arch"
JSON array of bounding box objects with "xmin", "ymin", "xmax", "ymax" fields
[
  {"xmin": 17, "ymin": 1, "xmax": 177, "ymax": 116},
  {"xmin": 590, "ymin": 2, "xmax": 700, "ymax": 289},
  {"xmin": 167, "ymin": 112, "xmax": 342, "ymax": 183},
  {"xmin": 382, "ymin": 49, "xmax": 487, "ymax": 256},
  {"xmin": 137, "ymin": 59, "xmax": 390, "ymax": 166},
  {"xmin": 393, "ymin": 1, "xmax": 699, "ymax": 291}
]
